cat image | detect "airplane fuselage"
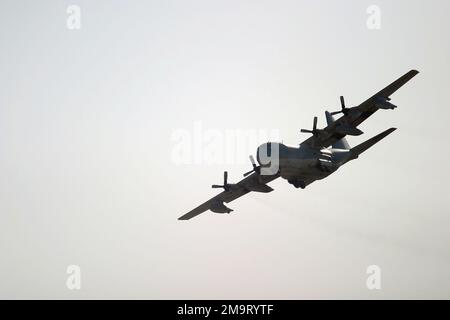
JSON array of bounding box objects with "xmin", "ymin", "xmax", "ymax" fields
[{"xmin": 256, "ymin": 142, "xmax": 352, "ymax": 189}]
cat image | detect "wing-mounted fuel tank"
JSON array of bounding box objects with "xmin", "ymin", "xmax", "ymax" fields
[
  {"xmin": 246, "ymin": 184, "xmax": 274, "ymax": 193},
  {"xmin": 375, "ymin": 96, "xmax": 397, "ymax": 109},
  {"xmin": 210, "ymin": 201, "xmax": 233, "ymax": 214},
  {"xmin": 334, "ymin": 124, "xmax": 363, "ymax": 136}
]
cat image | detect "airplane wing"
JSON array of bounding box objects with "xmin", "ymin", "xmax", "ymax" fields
[
  {"xmin": 178, "ymin": 172, "xmax": 279, "ymax": 220},
  {"xmin": 301, "ymin": 70, "xmax": 419, "ymax": 149}
]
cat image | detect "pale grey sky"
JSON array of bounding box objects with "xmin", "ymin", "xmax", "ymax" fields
[{"xmin": 0, "ymin": 0, "xmax": 449, "ymax": 299}]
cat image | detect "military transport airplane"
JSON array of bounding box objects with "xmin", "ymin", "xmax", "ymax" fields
[{"xmin": 178, "ymin": 70, "xmax": 419, "ymax": 220}]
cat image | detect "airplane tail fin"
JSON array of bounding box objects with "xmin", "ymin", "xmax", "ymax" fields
[
  {"xmin": 325, "ymin": 111, "xmax": 350, "ymax": 150},
  {"xmin": 350, "ymin": 128, "xmax": 397, "ymax": 159}
]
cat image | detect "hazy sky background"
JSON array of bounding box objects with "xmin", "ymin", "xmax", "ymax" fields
[{"xmin": 0, "ymin": 0, "xmax": 449, "ymax": 299}]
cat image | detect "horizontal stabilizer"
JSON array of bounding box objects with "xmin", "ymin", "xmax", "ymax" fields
[{"xmin": 350, "ymin": 128, "xmax": 397, "ymax": 159}]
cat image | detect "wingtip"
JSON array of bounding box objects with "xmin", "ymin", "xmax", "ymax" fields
[{"xmin": 387, "ymin": 127, "xmax": 397, "ymax": 134}]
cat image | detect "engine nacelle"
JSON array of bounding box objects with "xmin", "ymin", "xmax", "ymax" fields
[{"xmin": 210, "ymin": 201, "xmax": 233, "ymax": 214}]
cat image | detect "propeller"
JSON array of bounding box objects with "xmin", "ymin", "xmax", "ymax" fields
[
  {"xmin": 243, "ymin": 155, "xmax": 261, "ymax": 177},
  {"xmin": 300, "ymin": 116, "xmax": 320, "ymax": 136},
  {"xmin": 330, "ymin": 96, "xmax": 352, "ymax": 115},
  {"xmin": 212, "ymin": 171, "xmax": 230, "ymax": 191}
]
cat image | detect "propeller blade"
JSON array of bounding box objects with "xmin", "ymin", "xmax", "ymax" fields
[
  {"xmin": 224, "ymin": 171, "xmax": 228, "ymax": 185},
  {"xmin": 212, "ymin": 185, "xmax": 223, "ymax": 188},
  {"xmin": 249, "ymin": 155, "xmax": 256, "ymax": 167},
  {"xmin": 340, "ymin": 96, "xmax": 345, "ymax": 109},
  {"xmin": 330, "ymin": 110, "xmax": 342, "ymax": 115},
  {"xmin": 313, "ymin": 116, "xmax": 318, "ymax": 130},
  {"xmin": 244, "ymin": 154, "xmax": 261, "ymax": 177},
  {"xmin": 243, "ymin": 170, "xmax": 253, "ymax": 177},
  {"xmin": 301, "ymin": 129, "xmax": 313, "ymax": 133}
]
